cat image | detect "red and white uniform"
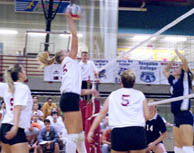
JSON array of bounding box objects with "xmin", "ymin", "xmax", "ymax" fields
[
  {"xmin": 108, "ymin": 88, "xmax": 146, "ymax": 128},
  {"xmin": 60, "ymin": 56, "xmax": 82, "ymax": 95},
  {"xmin": 0, "ymin": 82, "xmax": 33, "ymax": 129}
]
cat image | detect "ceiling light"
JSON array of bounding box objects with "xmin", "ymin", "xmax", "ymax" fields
[
  {"xmin": 59, "ymin": 34, "xmax": 69, "ymax": 38},
  {"xmin": 163, "ymin": 36, "xmax": 187, "ymax": 42},
  {"xmin": 60, "ymin": 33, "xmax": 83, "ymax": 38},
  {"xmin": 0, "ymin": 30, "xmax": 18, "ymax": 35},
  {"xmin": 28, "ymin": 32, "xmax": 46, "ymax": 36},
  {"xmin": 132, "ymin": 35, "xmax": 156, "ymax": 41}
]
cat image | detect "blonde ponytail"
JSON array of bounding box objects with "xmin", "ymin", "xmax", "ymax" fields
[
  {"xmin": 4, "ymin": 64, "xmax": 23, "ymax": 94},
  {"xmin": 4, "ymin": 68, "xmax": 15, "ymax": 94},
  {"xmin": 37, "ymin": 52, "xmax": 56, "ymax": 68}
]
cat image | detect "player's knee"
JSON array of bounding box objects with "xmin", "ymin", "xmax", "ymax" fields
[
  {"xmin": 54, "ymin": 143, "xmax": 60, "ymax": 150},
  {"xmin": 68, "ymin": 131, "xmax": 85, "ymax": 144}
]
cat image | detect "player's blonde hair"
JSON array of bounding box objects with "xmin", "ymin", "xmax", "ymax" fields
[
  {"xmin": 121, "ymin": 69, "xmax": 136, "ymax": 88},
  {"xmin": 147, "ymin": 99, "xmax": 157, "ymax": 111},
  {"xmin": 4, "ymin": 64, "xmax": 22, "ymax": 94},
  {"xmin": 147, "ymin": 99, "xmax": 154, "ymax": 103},
  {"xmin": 37, "ymin": 50, "xmax": 66, "ymax": 68}
]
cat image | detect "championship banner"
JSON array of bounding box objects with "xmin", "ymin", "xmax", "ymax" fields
[
  {"xmin": 15, "ymin": 0, "xmax": 70, "ymax": 14},
  {"xmin": 134, "ymin": 61, "xmax": 160, "ymax": 84}
]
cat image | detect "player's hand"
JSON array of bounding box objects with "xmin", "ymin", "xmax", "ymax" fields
[
  {"xmin": 64, "ymin": 6, "xmax": 71, "ymax": 17},
  {"xmin": 5, "ymin": 125, "xmax": 18, "ymax": 140},
  {"xmin": 32, "ymin": 143, "xmax": 37, "ymax": 148},
  {"xmin": 145, "ymin": 147, "xmax": 151, "ymax": 153},
  {"xmin": 91, "ymin": 89, "xmax": 99, "ymax": 98},
  {"xmin": 95, "ymin": 79, "xmax": 100, "ymax": 83},
  {"xmin": 87, "ymin": 131, "xmax": 94, "ymax": 143},
  {"xmin": 148, "ymin": 142, "xmax": 155, "ymax": 149}
]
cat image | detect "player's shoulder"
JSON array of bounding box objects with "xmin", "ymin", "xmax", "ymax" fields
[
  {"xmin": 79, "ymin": 60, "xmax": 83, "ymax": 65},
  {"xmin": 155, "ymin": 114, "xmax": 164, "ymax": 122},
  {"xmin": 0, "ymin": 82, "xmax": 8, "ymax": 88},
  {"xmin": 110, "ymin": 88, "xmax": 123, "ymax": 95},
  {"xmin": 128, "ymin": 88, "xmax": 145, "ymax": 98},
  {"xmin": 62, "ymin": 56, "xmax": 73, "ymax": 63},
  {"xmin": 15, "ymin": 82, "xmax": 30, "ymax": 91},
  {"xmin": 132, "ymin": 88, "xmax": 144, "ymax": 94}
]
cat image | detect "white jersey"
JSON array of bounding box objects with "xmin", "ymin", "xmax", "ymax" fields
[
  {"xmin": 60, "ymin": 56, "xmax": 82, "ymax": 95},
  {"xmin": 0, "ymin": 82, "xmax": 33, "ymax": 129},
  {"xmin": 108, "ymin": 88, "xmax": 146, "ymax": 128},
  {"xmin": 79, "ymin": 60, "xmax": 97, "ymax": 81}
]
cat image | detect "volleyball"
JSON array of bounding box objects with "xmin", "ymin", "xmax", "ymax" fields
[{"xmin": 68, "ymin": 4, "xmax": 81, "ymax": 20}]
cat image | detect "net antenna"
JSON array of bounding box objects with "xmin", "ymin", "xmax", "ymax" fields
[{"xmin": 41, "ymin": 0, "xmax": 62, "ymax": 52}]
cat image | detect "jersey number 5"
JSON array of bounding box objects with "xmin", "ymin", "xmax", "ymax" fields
[
  {"xmin": 121, "ymin": 95, "xmax": 130, "ymax": 106},
  {"xmin": 10, "ymin": 98, "xmax": 14, "ymax": 111},
  {"xmin": 63, "ymin": 64, "xmax": 68, "ymax": 73}
]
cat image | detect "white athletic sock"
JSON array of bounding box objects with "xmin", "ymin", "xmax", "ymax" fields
[
  {"xmin": 182, "ymin": 146, "xmax": 194, "ymax": 153},
  {"xmin": 174, "ymin": 146, "xmax": 183, "ymax": 153}
]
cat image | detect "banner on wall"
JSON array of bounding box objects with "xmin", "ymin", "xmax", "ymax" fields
[
  {"xmin": 114, "ymin": 60, "xmax": 135, "ymax": 83},
  {"xmin": 15, "ymin": 0, "xmax": 70, "ymax": 14},
  {"xmin": 44, "ymin": 59, "xmax": 189, "ymax": 85},
  {"xmin": 134, "ymin": 61, "xmax": 160, "ymax": 84},
  {"xmin": 94, "ymin": 60, "xmax": 115, "ymax": 83}
]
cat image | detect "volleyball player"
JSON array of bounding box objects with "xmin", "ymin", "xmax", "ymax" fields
[
  {"xmin": 0, "ymin": 64, "xmax": 33, "ymax": 153},
  {"xmin": 145, "ymin": 99, "xmax": 167, "ymax": 153},
  {"xmin": 163, "ymin": 49, "xmax": 194, "ymax": 153},
  {"xmin": 38, "ymin": 9, "xmax": 98, "ymax": 153},
  {"xmin": 88, "ymin": 69, "xmax": 149, "ymax": 153}
]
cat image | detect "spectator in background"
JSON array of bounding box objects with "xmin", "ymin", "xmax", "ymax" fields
[
  {"xmin": 47, "ymin": 111, "xmax": 68, "ymax": 150},
  {"xmin": 47, "ymin": 111, "xmax": 67, "ymax": 136},
  {"xmin": 37, "ymin": 119, "xmax": 59, "ymax": 153},
  {"xmin": 42, "ymin": 97, "xmax": 58, "ymax": 119},
  {"xmin": 31, "ymin": 112, "xmax": 45, "ymax": 129},
  {"xmin": 79, "ymin": 51, "xmax": 98, "ymax": 100},
  {"xmin": 32, "ymin": 96, "xmax": 42, "ymax": 110},
  {"xmin": 25, "ymin": 122, "xmax": 39, "ymax": 153},
  {"xmin": 46, "ymin": 108, "xmax": 63, "ymax": 123},
  {"xmin": 101, "ymin": 127, "xmax": 111, "ymax": 153},
  {"xmin": 33, "ymin": 103, "xmax": 44, "ymax": 120},
  {"xmin": 100, "ymin": 116, "xmax": 109, "ymax": 133},
  {"xmin": 32, "ymin": 96, "xmax": 39, "ymax": 103}
]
